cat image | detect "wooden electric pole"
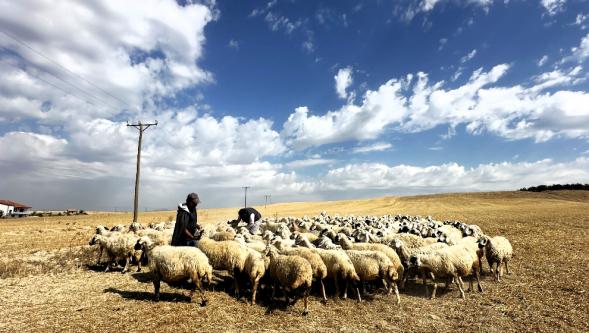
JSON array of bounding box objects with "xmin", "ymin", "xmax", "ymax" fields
[
  {"xmin": 242, "ymin": 186, "xmax": 250, "ymax": 208},
  {"xmin": 127, "ymin": 120, "xmax": 157, "ymax": 222}
]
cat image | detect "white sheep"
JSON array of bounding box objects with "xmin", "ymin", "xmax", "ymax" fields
[
  {"xmin": 89, "ymin": 233, "xmax": 138, "ymax": 273},
  {"xmin": 344, "ymin": 250, "xmax": 400, "ymax": 305},
  {"xmin": 274, "ymin": 243, "xmax": 329, "ymax": 303},
  {"xmin": 409, "ymin": 244, "xmax": 479, "ymax": 299},
  {"xmin": 135, "ymin": 236, "xmax": 212, "ymax": 306},
  {"xmin": 196, "ymin": 234, "xmax": 248, "ymax": 298},
  {"xmin": 243, "ymin": 248, "xmax": 268, "ymax": 305},
  {"xmin": 478, "ymin": 235, "xmax": 513, "ymax": 281},
  {"xmin": 337, "ymin": 234, "xmax": 404, "ymax": 287},
  {"xmin": 264, "ymin": 245, "xmax": 313, "ymax": 315},
  {"xmin": 308, "ymin": 248, "xmax": 360, "ymax": 300}
]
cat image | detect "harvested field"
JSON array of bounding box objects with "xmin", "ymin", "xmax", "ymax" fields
[{"xmin": 1, "ymin": 190, "xmax": 588, "ymax": 333}]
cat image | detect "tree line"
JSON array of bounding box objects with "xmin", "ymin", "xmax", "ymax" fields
[{"xmin": 519, "ymin": 183, "xmax": 589, "ymax": 192}]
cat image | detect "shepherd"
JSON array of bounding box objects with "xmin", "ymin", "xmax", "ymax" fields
[
  {"xmin": 234, "ymin": 207, "xmax": 262, "ymax": 234},
  {"xmin": 171, "ymin": 193, "xmax": 201, "ymax": 246}
]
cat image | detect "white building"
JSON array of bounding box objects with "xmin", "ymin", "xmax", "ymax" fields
[{"xmin": 0, "ymin": 200, "xmax": 32, "ymax": 217}]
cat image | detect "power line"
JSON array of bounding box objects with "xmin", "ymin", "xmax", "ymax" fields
[
  {"xmin": 0, "ymin": 45, "xmax": 122, "ymax": 111},
  {"xmin": 0, "ymin": 29, "xmax": 133, "ymax": 110}
]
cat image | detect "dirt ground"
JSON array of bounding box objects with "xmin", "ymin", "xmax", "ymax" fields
[{"xmin": 0, "ymin": 190, "xmax": 588, "ymax": 333}]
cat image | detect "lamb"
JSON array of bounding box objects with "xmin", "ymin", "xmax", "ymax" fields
[
  {"xmin": 344, "ymin": 250, "xmax": 400, "ymax": 305},
  {"xmin": 478, "ymin": 235, "xmax": 513, "ymax": 281},
  {"xmin": 273, "ymin": 242, "xmax": 329, "ymax": 303},
  {"xmin": 264, "ymin": 245, "xmax": 313, "ymax": 315},
  {"xmin": 89, "ymin": 233, "xmax": 139, "ymax": 273},
  {"xmin": 337, "ymin": 234, "xmax": 404, "ymax": 286},
  {"xmin": 195, "ymin": 232, "xmax": 248, "ymax": 297},
  {"xmin": 135, "ymin": 236, "xmax": 212, "ymax": 306}
]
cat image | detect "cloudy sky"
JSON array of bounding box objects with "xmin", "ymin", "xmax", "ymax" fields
[{"xmin": 1, "ymin": 0, "xmax": 589, "ymax": 211}]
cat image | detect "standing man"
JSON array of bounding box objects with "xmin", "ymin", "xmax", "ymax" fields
[
  {"xmin": 235, "ymin": 207, "xmax": 262, "ymax": 234},
  {"xmin": 171, "ymin": 193, "xmax": 200, "ymax": 246}
]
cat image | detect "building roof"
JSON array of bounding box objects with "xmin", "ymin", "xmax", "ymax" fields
[{"xmin": 0, "ymin": 200, "xmax": 32, "ymax": 209}]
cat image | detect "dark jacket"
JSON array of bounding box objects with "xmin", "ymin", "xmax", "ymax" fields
[
  {"xmin": 238, "ymin": 207, "xmax": 261, "ymax": 223},
  {"xmin": 171, "ymin": 203, "xmax": 198, "ymax": 246}
]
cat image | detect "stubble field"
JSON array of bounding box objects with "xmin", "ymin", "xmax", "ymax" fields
[{"xmin": 0, "ymin": 190, "xmax": 588, "ymax": 333}]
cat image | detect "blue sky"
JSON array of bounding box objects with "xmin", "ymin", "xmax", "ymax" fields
[{"xmin": 1, "ymin": 0, "xmax": 589, "ymax": 211}]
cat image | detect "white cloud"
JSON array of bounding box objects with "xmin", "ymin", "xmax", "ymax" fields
[
  {"xmin": 282, "ymin": 61, "xmax": 589, "ymax": 149},
  {"xmin": 562, "ymin": 32, "xmax": 589, "ymax": 63},
  {"xmin": 0, "ymin": 1, "xmax": 300, "ymax": 210},
  {"xmin": 438, "ymin": 38, "xmax": 448, "ymax": 51},
  {"xmin": 575, "ymin": 13, "xmax": 588, "ymax": 25},
  {"xmin": 541, "ymin": 0, "xmax": 566, "ymax": 16},
  {"xmin": 402, "ymin": 0, "xmax": 495, "ymax": 21},
  {"xmin": 352, "ymin": 142, "xmax": 393, "ymax": 154},
  {"xmin": 320, "ymin": 157, "xmax": 589, "ymax": 192},
  {"xmin": 228, "ymin": 39, "xmax": 240, "ymax": 50},
  {"xmin": 0, "ymin": 0, "xmax": 214, "ymax": 123},
  {"xmin": 537, "ymin": 55, "xmax": 549, "ymax": 66},
  {"xmin": 460, "ymin": 49, "xmax": 477, "ymax": 63},
  {"xmin": 285, "ymin": 159, "xmax": 335, "ymax": 169},
  {"xmin": 334, "ymin": 67, "xmax": 353, "ymax": 99}
]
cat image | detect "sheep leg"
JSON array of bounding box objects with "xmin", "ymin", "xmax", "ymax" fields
[
  {"xmin": 334, "ymin": 276, "xmax": 340, "ymax": 300},
  {"xmin": 96, "ymin": 247, "xmax": 103, "ymax": 265},
  {"xmin": 498, "ymin": 262, "xmax": 504, "ymax": 281},
  {"xmin": 121, "ymin": 256, "xmax": 130, "ymax": 274},
  {"xmin": 302, "ymin": 287, "xmax": 310, "ymax": 316},
  {"xmin": 429, "ymin": 272, "xmax": 437, "ymax": 299},
  {"xmin": 504, "ymin": 260, "xmax": 510, "ymax": 275},
  {"xmin": 153, "ymin": 279, "xmax": 161, "ymax": 301},
  {"xmin": 343, "ymin": 279, "xmax": 349, "ymax": 299},
  {"xmin": 382, "ymin": 278, "xmax": 391, "ymax": 295},
  {"xmin": 422, "ymin": 271, "xmax": 429, "ymax": 298},
  {"xmin": 475, "ymin": 269, "xmax": 483, "ymax": 292},
  {"xmin": 478, "ymin": 256, "xmax": 484, "ymax": 275},
  {"xmin": 135, "ymin": 251, "xmax": 142, "ymax": 272},
  {"xmin": 251, "ymin": 277, "xmax": 260, "ymax": 305},
  {"xmin": 393, "ymin": 283, "xmax": 400, "ymax": 306},
  {"xmin": 104, "ymin": 256, "xmax": 113, "ymax": 272},
  {"xmin": 456, "ymin": 276, "xmax": 465, "ymax": 299},
  {"xmin": 354, "ymin": 281, "xmax": 362, "ymax": 303},
  {"xmin": 232, "ymin": 268, "xmax": 240, "ymax": 299},
  {"xmin": 320, "ymin": 279, "xmax": 328, "ymax": 304}
]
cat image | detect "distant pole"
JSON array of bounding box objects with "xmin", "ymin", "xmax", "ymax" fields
[
  {"xmin": 127, "ymin": 120, "xmax": 158, "ymax": 222},
  {"xmin": 242, "ymin": 186, "xmax": 250, "ymax": 207},
  {"xmin": 264, "ymin": 195, "xmax": 271, "ymax": 208}
]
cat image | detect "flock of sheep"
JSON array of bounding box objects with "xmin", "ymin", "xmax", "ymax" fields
[{"xmin": 89, "ymin": 212, "xmax": 513, "ymax": 315}]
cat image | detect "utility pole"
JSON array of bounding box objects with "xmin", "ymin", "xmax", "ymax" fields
[
  {"xmin": 264, "ymin": 194, "xmax": 271, "ymax": 208},
  {"xmin": 127, "ymin": 120, "xmax": 157, "ymax": 222},
  {"xmin": 242, "ymin": 186, "xmax": 250, "ymax": 208}
]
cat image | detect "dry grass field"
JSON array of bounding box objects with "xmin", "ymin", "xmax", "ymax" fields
[{"xmin": 1, "ymin": 190, "xmax": 588, "ymax": 333}]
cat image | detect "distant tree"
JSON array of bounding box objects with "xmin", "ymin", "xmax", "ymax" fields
[{"xmin": 519, "ymin": 183, "xmax": 589, "ymax": 192}]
